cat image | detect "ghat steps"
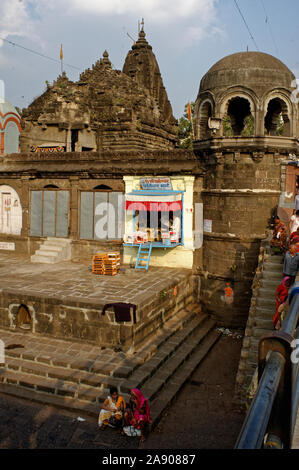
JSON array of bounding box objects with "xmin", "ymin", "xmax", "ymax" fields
[
  {"xmin": 31, "ymin": 238, "xmax": 72, "ymax": 264},
  {"xmin": 0, "ymin": 304, "xmax": 221, "ymax": 428},
  {"xmin": 236, "ymin": 253, "xmax": 283, "ymax": 400}
]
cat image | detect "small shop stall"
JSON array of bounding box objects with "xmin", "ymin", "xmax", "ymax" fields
[
  {"xmin": 124, "ymin": 189, "xmax": 183, "ymax": 248},
  {"xmin": 123, "ymin": 175, "xmax": 195, "ymax": 269}
]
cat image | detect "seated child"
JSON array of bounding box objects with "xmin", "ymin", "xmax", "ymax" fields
[{"xmin": 98, "ymin": 386, "xmax": 126, "ymax": 430}]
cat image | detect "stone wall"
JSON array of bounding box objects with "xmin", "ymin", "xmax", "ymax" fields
[
  {"xmin": 195, "ymin": 144, "xmax": 287, "ymax": 327},
  {"xmin": 0, "ymin": 149, "xmax": 203, "ymax": 262},
  {"xmin": 0, "ymin": 271, "xmax": 194, "ymax": 352}
]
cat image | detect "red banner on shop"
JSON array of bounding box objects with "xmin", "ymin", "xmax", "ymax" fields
[{"xmin": 125, "ymin": 200, "xmax": 182, "ymax": 212}]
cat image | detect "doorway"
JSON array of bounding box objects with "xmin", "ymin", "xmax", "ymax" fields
[{"xmin": 17, "ymin": 305, "xmax": 32, "ymax": 330}]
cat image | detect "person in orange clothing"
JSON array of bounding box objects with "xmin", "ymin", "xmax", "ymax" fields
[
  {"xmin": 270, "ymin": 216, "xmax": 287, "ymax": 253},
  {"xmin": 98, "ymin": 386, "xmax": 126, "ymax": 430}
]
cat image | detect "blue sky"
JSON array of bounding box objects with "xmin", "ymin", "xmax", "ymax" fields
[{"xmin": 1, "ymin": 0, "xmax": 299, "ymax": 118}]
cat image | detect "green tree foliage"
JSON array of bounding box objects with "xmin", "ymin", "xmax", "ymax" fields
[
  {"xmin": 276, "ymin": 114, "xmax": 284, "ymax": 136},
  {"xmin": 223, "ymin": 114, "xmax": 255, "ymax": 137},
  {"xmin": 177, "ymin": 102, "xmax": 195, "ymax": 149}
]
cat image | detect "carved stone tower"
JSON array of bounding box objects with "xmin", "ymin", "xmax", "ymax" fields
[{"xmin": 193, "ymin": 52, "xmax": 299, "ymax": 327}]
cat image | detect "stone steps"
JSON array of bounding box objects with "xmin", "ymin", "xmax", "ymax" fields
[
  {"xmin": 251, "ymin": 327, "xmax": 271, "ymax": 338},
  {"xmin": 150, "ymin": 330, "xmax": 221, "ymax": 428},
  {"xmin": 253, "ymin": 318, "xmax": 273, "ymax": 329},
  {"xmin": 258, "ymin": 287, "xmax": 279, "ymax": 299},
  {"xmin": 260, "ymin": 278, "xmax": 281, "ymax": 289},
  {"xmin": 121, "ymin": 316, "xmax": 215, "ymax": 396},
  {"xmin": 0, "ymin": 304, "xmax": 221, "ymax": 425},
  {"xmin": 261, "ymin": 271, "xmax": 282, "ymax": 281},
  {"xmin": 31, "ymin": 237, "xmax": 72, "ymax": 264},
  {"xmin": 255, "ymin": 306, "xmax": 274, "ymax": 318},
  {"xmin": 30, "ymin": 254, "xmax": 60, "ymax": 263},
  {"xmin": 142, "ymin": 320, "xmax": 218, "ymax": 401},
  {"xmin": 263, "ymin": 263, "xmax": 283, "ymax": 273},
  {"xmin": 256, "ymin": 297, "xmax": 276, "ymax": 308},
  {"xmin": 235, "ymin": 252, "xmax": 283, "ymax": 400},
  {"xmin": 266, "ymin": 256, "xmax": 284, "ymax": 265}
]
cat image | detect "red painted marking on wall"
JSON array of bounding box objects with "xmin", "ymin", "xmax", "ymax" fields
[
  {"xmin": 3, "ymin": 117, "xmax": 22, "ymax": 132},
  {"xmin": 0, "ymin": 133, "xmax": 4, "ymax": 155}
]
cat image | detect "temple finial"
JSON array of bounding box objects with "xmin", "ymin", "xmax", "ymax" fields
[
  {"xmin": 137, "ymin": 19, "xmax": 147, "ymax": 44},
  {"xmin": 102, "ymin": 50, "xmax": 111, "ymax": 68}
]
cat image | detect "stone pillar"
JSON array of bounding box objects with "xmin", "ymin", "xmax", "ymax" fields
[
  {"xmin": 66, "ymin": 128, "xmax": 71, "ymax": 152},
  {"xmin": 183, "ymin": 176, "xmax": 195, "ymax": 250},
  {"xmin": 123, "ymin": 176, "xmax": 135, "ymax": 194},
  {"xmin": 20, "ymin": 176, "xmax": 30, "ymax": 237},
  {"xmin": 255, "ymin": 105, "xmax": 265, "ymax": 137},
  {"xmin": 69, "ymin": 176, "xmax": 79, "ymax": 240}
]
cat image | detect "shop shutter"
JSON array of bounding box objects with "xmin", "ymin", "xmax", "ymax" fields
[
  {"xmin": 56, "ymin": 191, "xmax": 69, "ymax": 237},
  {"xmin": 43, "ymin": 191, "xmax": 56, "ymax": 236},
  {"xmin": 94, "ymin": 192, "xmax": 108, "ymax": 240},
  {"xmin": 80, "ymin": 192, "xmax": 94, "ymax": 239},
  {"xmin": 30, "ymin": 191, "xmax": 43, "ymax": 236}
]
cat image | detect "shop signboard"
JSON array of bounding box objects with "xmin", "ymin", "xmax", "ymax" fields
[
  {"xmin": 140, "ymin": 177, "xmax": 172, "ymax": 190},
  {"xmin": 0, "ymin": 242, "xmax": 15, "ymax": 250}
]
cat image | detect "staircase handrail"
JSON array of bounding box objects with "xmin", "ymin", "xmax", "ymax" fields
[{"xmin": 235, "ymin": 281, "xmax": 299, "ymax": 449}]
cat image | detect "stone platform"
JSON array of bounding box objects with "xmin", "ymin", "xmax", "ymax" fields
[
  {"xmin": 0, "ymin": 254, "xmax": 194, "ymax": 352},
  {"xmin": 0, "ymin": 304, "xmax": 221, "ymax": 426},
  {"xmin": 0, "ymin": 254, "xmax": 222, "ymax": 427}
]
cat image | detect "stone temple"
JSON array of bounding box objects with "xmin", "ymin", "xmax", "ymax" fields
[
  {"xmin": 0, "ymin": 28, "xmax": 299, "ymax": 405},
  {"xmin": 20, "ymin": 30, "xmax": 177, "ymax": 153}
]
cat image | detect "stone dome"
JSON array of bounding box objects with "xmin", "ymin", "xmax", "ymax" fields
[{"xmin": 200, "ymin": 52, "xmax": 295, "ymax": 93}]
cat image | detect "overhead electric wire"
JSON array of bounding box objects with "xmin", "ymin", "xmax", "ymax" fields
[
  {"xmin": 233, "ymin": 0, "xmax": 260, "ymax": 51},
  {"xmin": 260, "ymin": 0, "xmax": 279, "ymax": 56},
  {"xmin": 0, "ymin": 36, "xmax": 81, "ymax": 71}
]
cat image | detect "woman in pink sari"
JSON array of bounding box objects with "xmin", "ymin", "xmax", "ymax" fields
[{"xmin": 123, "ymin": 388, "xmax": 151, "ymax": 442}]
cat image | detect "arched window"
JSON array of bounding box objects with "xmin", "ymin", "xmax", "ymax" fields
[
  {"xmin": 199, "ymin": 101, "xmax": 212, "ymax": 139},
  {"xmin": 43, "ymin": 184, "xmax": 59, "ymax": 189},
  {"xmin": 4, "ymin": 121, "xmax": 19, "ymax": 154},
  {"xmin": 93, "ymin": 184, "xmax": 112, "ymax": 190},
  {"xmin": 264, "ymin": 98, "xmax": 290, "ymax": 136},
  {"xmin": 0, "ymin": 185, "xmax": 22, "ymax": 235},
  {"xmin": 223, "ymin": 97, "xmax": 254, "ymax": 136}
]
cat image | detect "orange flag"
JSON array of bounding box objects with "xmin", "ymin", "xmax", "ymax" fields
[
  {"xmin": 187, "ymin": 101, "xmax": 192, "ymax": 121},
  {"xmin": 60, "ymin": 44, "xmax": 63, "ymax": 61}
]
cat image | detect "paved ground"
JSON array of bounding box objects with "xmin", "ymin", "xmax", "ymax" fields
[
  {"xmin": 0, "ymin": 334, "xmax": 245, "ymax": 449},
  {"xmin": 0, "ymin": 253, "xmax": 189, "ymax": 307}
]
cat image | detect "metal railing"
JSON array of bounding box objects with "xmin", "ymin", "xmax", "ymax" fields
[{"xmin": 235, "ymin": 282, "xmax": 299, "ymax": 449}]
